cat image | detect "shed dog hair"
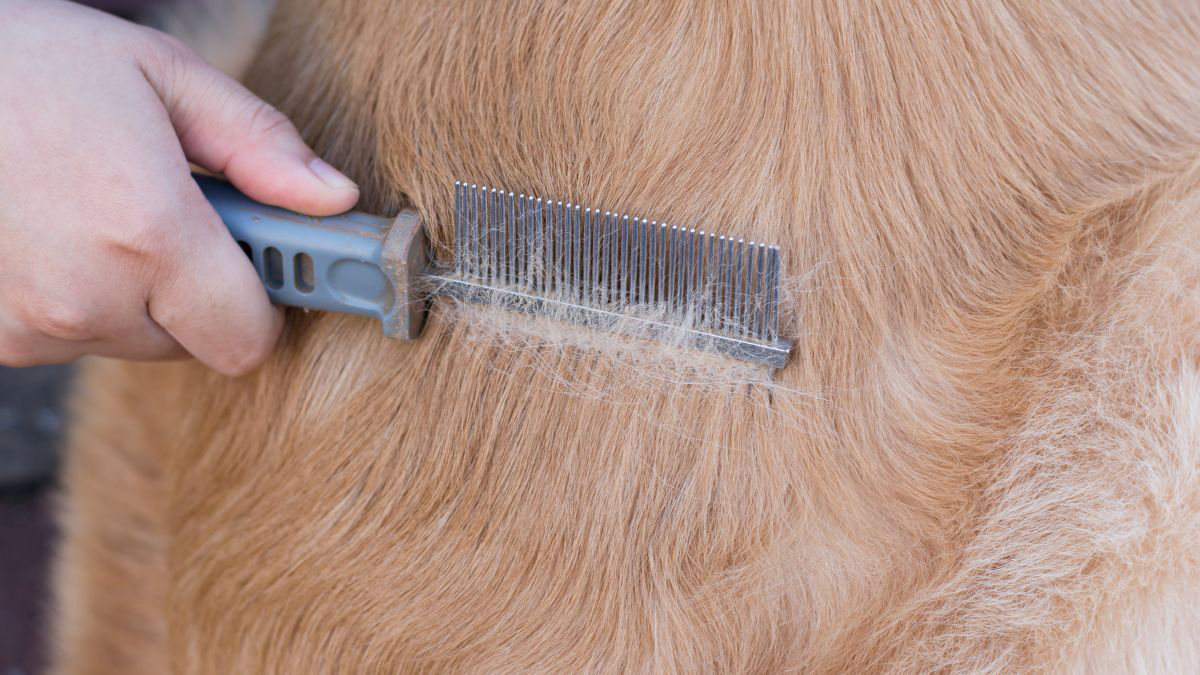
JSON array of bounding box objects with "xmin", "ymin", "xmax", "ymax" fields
[{"xmin": 52, "ymin": 1, "xmax": 1200, "ymax": 672}]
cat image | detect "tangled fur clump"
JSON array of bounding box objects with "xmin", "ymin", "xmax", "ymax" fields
[{"xmin": 52, "ymin": 1, "xmax": 1200, "ymax": 673}]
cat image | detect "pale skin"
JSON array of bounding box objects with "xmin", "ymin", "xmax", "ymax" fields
[{"xmin": 0, "ymin": 0, "xmax": 360, "ymax": 375}]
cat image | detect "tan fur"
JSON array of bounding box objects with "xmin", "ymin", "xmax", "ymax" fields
[{"xmin": 52, "ymin": 1, "xmax": 1200, "ymax": 672}]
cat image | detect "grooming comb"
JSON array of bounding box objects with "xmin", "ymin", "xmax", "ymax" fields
[{"xmin": 198, "ymin": 176, "xmax": 791, "ymax": 368}]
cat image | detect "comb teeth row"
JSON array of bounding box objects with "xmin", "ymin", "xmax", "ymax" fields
[{"xmin": 451, "ymin": 182, "xmax": 782, "ymax": 344}]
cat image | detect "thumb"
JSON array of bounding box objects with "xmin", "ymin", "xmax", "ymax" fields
[{"xmin": 138, "ymin": 35, "xmax": 360, "ymax": 216}]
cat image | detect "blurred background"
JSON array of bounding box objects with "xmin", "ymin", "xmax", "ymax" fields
[{"xmin": 0, "ymin": 365, "xmax": 73, "ymax": 675}]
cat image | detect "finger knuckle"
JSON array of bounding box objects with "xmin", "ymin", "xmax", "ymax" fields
[
  {"xmin": 25, "ymin": 301, "xmax": 98, "ymax": 342},
  {"xmin": 150, "ymin": 31, "xmax": 191, "ymax": 58},
  {"xmin": 246, "ymin": 101, "xmax": 297, "ymax": 146},
  {"xmin": 141, "ymin": 29, "xmax": 201, "ymax": 72},
  {"xmin": 105, "ymin": 207, "xmax": 178, "ymax": 264}
]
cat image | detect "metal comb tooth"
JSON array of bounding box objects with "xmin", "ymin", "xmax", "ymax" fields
[
  {"xmin": 579, "ymin": 208, "xmax": 588, "ymax": 300},
  {"xmin": 487, "ymin": 188, "xmax": 498, "ymax": 283},
  {"xmin": 505, "ymin": 191, "xmax": 514, "ymax": 283},
  {"xmin": 744, "ymin": 241, "xmax": 755, "ymax": 337},
  {"xmin": 516, "ymin": 193, "xmax": 527, "ymax": 289},
  {"xmin": 502, "ymin": 191, "xmax": 513, "ymax": 284},
  {"xmin": 594, "ymin": 208, "xmax": 603, "ymax": 302},
  {"xmin": 715, "ymin": 236, "xmax": 724, "ymax": 331},
  {"xmin": 470, "ymin": 184, "xmax": 482, "ymax": 277},
  {"xmin": 633, "ymin": 218, "xmax": 644, "ymax": 305},
  {"xmin": 582, "ymin": 208, "xmax": 593, "ymax": 302},
  {"xmin": 454, "ymin": 181, "xmax": 464, "ymax": 272},
  {"xmin": 435, "ymin": 184, "xmax": 791, "ymax": 368},
  {"xmin": 531, "ymin": 195, "xmax": 539, "ymax": 290},
  {"xmin": 681, "ymin": 227, "xmax": 691, "ymax": 309},
  {"xmin": 520, "ymin": 194, "xmax": 530, "ymax": 288},
  {"xmin": 727, "ymin": 239, "xmax": 740, "ymax": 331},
  {"xmin": 668, "ymin": 224, "xmax": 677, "ymax": 306},
  {"xmin": 617, "ymin": 216, "xmax": 625, "ymax": 303},
  {"xmin": 617, "ymin": 215, "xmax": 627, "ymax": 302},
  {"xmin": 746, "ymin": 243, "xmax": 756, "ymax": 335},
  {"xmin": 523, "ymin": 194, "xmax": 533, "ymax": 290},
  {"xmin": 682, "ymin": 227, "xmax": 692, "ymax": 310},
  {"xmin": 712, "ymin": 236, "xmax": 725, "ymax": 331},
  {"xmin": 476, "ymin": 187, "xmax": 486, "ymax": 279},
  {"xmin": 693, "ymin": 231, "xmax": 702, "ymax": 320},
  {"xmin": 576, "ymin": 204, "xmax": 585, "ymax": 300},
  {"xmin": 700, "ymin": 230, "xmax": 710, "ymax": 324},
  {"xmin": 740, "ymin": 242, "xmax": 751, "ymax": 337},
  {"xmin": 684, "ymin": 227, "xmax": 695, "ymax": 310},
  {"xmin": 601, "ymin": 213, "xmax": 609, "ymax": 301},
  {"xmin": 727, "ymin": 237, "xmax": 739, "ymax": 333},
  {"xmin": 541, "ymin": 199, "xmax": 551, "ymax": 295},
  {"xmin": 754, "ymin": 243, "xmax": 766, "ymax": 337},
  {"xmin": 744, "ymin": 242, "xmax": 756, "ymax": 336},
  {"xmin": 641, "ymin": 220, "xmax": 652, "ymax": 304},
  {"xmin": 511, "ymin": 192, "xmax": 519, "ymax": 284},
  {"xmin": 663, "ymin": 225, "xmax": 673, "ymax": 308},
  {"xmin": 596, "ymin": 210, "xmax": 607, "ymax": 301},
  {"xmin": 661, "ymin": 223, "xmax": 670, "ymax": 303},
  {"xmin": 596, "ymin": 210, "xmax": 606, "ymax": 301},
  {"xmin": 731, "ymin": 238, "xmax": 742, "ymax": 332},
  {"xmin": 506, "ymin": 191, "xmax": 516, "ymax": 285},
  {"xmin": 567, "ymin": 203, "xmax": 575, "ymax": 299},
  {"xmin": 607, "ymin": 212, "xmax": 618, "ymax": 302},
  {"xmin": 531, "ymin": 195, "xmax": 541, "ymax": 292},
  {"xmin": 554, "ymin": 201, "xmax": 565, "ymax": 299},
  {"xmin": 530, "ymin": 195, "xmax": 540, "ymax": 291},
  {"xmin": 491, "ymin": 188, "xmax": 500, "ymax": 282},
  {"xmin": 484, "ymin": 187, "xmax": 494, "ymax": 282},
  {"xmin": 656, "ymin": 222, "xmax": 666, "ymax": 304},
  {"xmin": 681, "ymin": 228, "xmax": 691, "ymax": 307},
  {"xmin": 492, "ymin": 190, "xmax": 501, "ymax": 283},
  {"xmin": 468, "ymin": 185, "xmax": 479, "ymax": 277},
  {"xmin": 652, "ymin": 221, "xmax": 660, "ymax": 303}
]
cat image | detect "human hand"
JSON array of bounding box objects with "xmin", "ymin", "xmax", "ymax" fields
[{"xmin": 0, "ymin": 0, "xmax": 359, "ymax": 375}]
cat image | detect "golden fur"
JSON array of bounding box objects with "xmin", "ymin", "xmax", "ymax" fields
[{"xmin": 52, "ymin": 1, "xmax": 1200, "ymax": 672}]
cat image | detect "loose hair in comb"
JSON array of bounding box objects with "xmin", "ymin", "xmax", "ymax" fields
[{"xmin": 429, "ymin": 182, "xmax": 792, "ymax": 368}]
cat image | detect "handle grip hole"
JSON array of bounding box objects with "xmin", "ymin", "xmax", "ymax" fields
[
  {"xmin": 294, "ymin": 253, "xmax": 315, "ymax": 293},
  {"xmin": 264, "ymin": 247, "xmax": 284, "ymax": 290}
]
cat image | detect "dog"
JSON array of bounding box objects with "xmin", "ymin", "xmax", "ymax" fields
[{"xmin": 52, "ymin": 1, "xmax": 1200, "ymax": 671}]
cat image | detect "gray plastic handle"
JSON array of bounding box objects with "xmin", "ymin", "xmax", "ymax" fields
[{"xmin": 195, "ymin": 174, "xmax": 429, "ymax": 338}]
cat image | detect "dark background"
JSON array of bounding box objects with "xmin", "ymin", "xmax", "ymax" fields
[{"xmin": 1, "ymin": 365, "xmax": 73, "ymax": 675}]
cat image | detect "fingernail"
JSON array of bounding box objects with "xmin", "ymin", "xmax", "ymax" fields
[{"xmin": 308, "ymin": 158, "xmax": 358, "ymax": 190}]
